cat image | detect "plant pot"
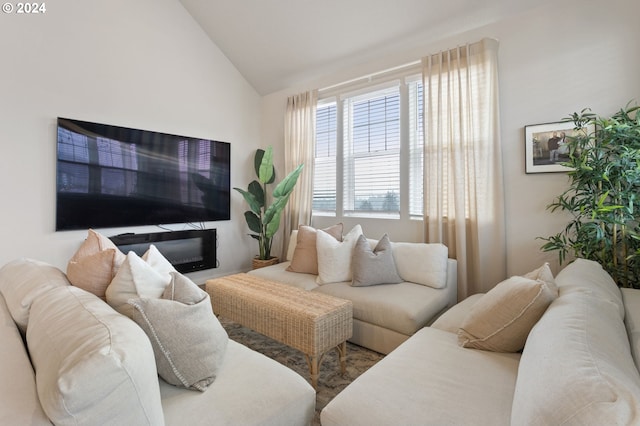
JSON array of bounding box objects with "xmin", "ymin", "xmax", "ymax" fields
[{"xmin": 252, "ymin": 256, "xmax": 279, "ymax": 270}]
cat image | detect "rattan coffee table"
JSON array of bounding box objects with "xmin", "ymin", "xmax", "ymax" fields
[{"xmin": 205, "ymin": 273, "xmax": 353, "ymax": 390}]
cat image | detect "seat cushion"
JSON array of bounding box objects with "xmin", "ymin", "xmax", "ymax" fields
[
  {"xmin": 27, "ymin": 286, "xmax": 164, "ymax": 425},
  {"xmin": 160, "ymin": 339, "xmax": 315, "ymax": 426},
  {"xmin": 321, "ymin": 327, "xmax": 520, "ymax": 426},
  {"xmin": 248, "ymin": 261, "xmax": 320, "ymax": 291},
  {"xmin": 314, "ymin": 281, "xmax": 449, "ymax": 335}
]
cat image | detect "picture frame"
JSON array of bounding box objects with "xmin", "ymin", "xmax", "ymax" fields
[{"xmin": 524, "ymin": 121, "xmax": 593, "ymax": 174}]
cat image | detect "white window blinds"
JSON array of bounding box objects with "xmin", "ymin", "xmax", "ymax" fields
[{"xmin": 343, "ymin": 86, "xmax": 400, "ymax": 217}]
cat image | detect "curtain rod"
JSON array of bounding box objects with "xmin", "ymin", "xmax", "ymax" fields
[
  {"xmin": 318, "ymin": 59, "xmax": 421, "ymax": 95},
  {"xmin": 317, "ymin": 37, "xmax": 499, "ymax": 96}
]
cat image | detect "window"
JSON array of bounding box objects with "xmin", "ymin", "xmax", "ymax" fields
[
  {"xmin": 313, "ymin": 101, "xmax": 337, "ymax": 212},
  {"xmin": 313, "ymin": 76, "xmax": 424, "ymax": 218}
]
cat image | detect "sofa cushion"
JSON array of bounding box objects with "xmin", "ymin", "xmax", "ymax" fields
[
  {"xmin": 0, "ymin": 258, "xmax": 70, "ymax": 334},
  {"xmin": 431, "ymin": 293, "xmax": 484, "ymax": 334},
  {"xmin": 160, "ymin": 339, "xmax": 315, "ymax": 425},
  {"xmin": 351, "ymin": 234, "xmax": 402, "ymax": 287},
  {"xmin": 556, "ymin": 258, "xmax": 625, "ymax": 319},
  {"xmin": 129, "ymin": 272, "xmax": 228, "ymax": 392},
  {"xmin": 315, "ymin": 281, "xmax": 449, "ymax": 336},
  {"xmin": 27, "ymin": 286, "xmax": 164, "ymax": 425},
  {"xmin": 248, "ymin": 261, "xmax": 320, "ymax": 291},
  {"xmin": 321, "ymin": 327, "xmax": 520, "ymax": 426},
  {"xmin": 391, "ymin": 242, "xmax": 448, "ymax": 288},
  {"xmin": 458, "ymin": 275, "xmax": 557, "ymax": 352},
  {"xmin": 622, "ymin": 288, "xmax": 640, "ymax": 372},
  {"xmin": 66, "ymin": 228, "xmax": 126, "ymax": 299},
  {"xmin": 287, "ymin": 224, "xmax": 343, "ymax": 274},
  {"xmin": 316, "ymin": 224, "xmax": 362, "ymax": 284},
  {"xmin": 511, "ymin": 260, "xmax": 640, "ymax": 425},
  {"xmin": 0, "ymin": 294, "xmax": 50, "ymax": 425},
  {"xmin": 106, "ymin": 249, "xmax": 174, "ymax": 318},
  {"xmin": 513, "ymin": 295, "xmax": 640, "ymax": 424}
]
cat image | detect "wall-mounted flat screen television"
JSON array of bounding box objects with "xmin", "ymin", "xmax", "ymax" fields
[{"xmin": 56, "ymin": 117, "xmax": 231, "ymax": 231}]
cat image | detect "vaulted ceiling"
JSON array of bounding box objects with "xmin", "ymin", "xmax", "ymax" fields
[{"xmin": 180, "ymin": 0, "xmax": 546, "ymax": 95}]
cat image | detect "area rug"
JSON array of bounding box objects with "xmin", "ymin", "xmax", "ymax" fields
[{"xmin": 219, "ymin": 317, "xmax": 384, "ymax": 425}]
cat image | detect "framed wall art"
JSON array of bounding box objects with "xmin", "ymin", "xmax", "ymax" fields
[{"xmin": 524, "ymin": 121, "xmax": 593, "ymax": 174}]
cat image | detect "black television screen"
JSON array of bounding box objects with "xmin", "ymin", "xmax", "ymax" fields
[{"xmin": 56, "ymin": 117, "xmax": 230, "ymax": 231}]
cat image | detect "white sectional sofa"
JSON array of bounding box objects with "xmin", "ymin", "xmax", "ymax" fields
[
  {"xmin": 0, "ymin": 258, "xmax": 315, "ymax": 426},
  {"xmin": 321, "ymin": 259, "xmax": 640, "ymax": 425},
  {"xmin": 249, "ymin": 229, "xmax": 457, "ymax": 355}
]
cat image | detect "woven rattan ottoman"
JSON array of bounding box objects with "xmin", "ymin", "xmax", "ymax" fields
[{"xmin": 205, "ymin": 273, "xmax": 353, "ymax": 390}]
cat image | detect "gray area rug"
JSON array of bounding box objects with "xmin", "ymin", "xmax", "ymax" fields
[{"xmin": 219, "ymin": 317, "xmax": 384, "ymax": 425}]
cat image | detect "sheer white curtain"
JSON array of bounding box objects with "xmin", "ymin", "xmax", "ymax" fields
[
  {"xmin": 282, "ymin": 90, "xmax": 317, "ymax": 258},
  {"xmin": 422, "ymin": 38, "xmax": 506, "ymax": 299}
]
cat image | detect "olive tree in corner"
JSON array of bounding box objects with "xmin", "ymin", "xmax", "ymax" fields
[{"xmin": 540, "ymin": 103, "xmax": 640, "ymax": 288}]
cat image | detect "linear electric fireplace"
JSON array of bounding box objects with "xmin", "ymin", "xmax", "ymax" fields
[{"xmin": 109, "ymin": 229, "xmax": 217, "ymax": 273}]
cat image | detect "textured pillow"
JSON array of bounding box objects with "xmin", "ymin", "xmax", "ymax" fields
[
  {"xmin": 351, "ymin": 234, "xmax": 403, "ymax": 287},
  {"xmin": 0, "ymin": 258, "xmax": 70, "ymax": 334},
  {"xmin": 523, "ymin": 261, "xmax": 557, "ymax": 294},
  {"xmin": 392, "ymin": 243, "xmax": 449, "ymax": 288},
  {"xmin": 67, "ymin": 229, "xmax": 126, "ymax": 298},
  {"xmin": 458, "ymin": 273, "xmax": 557, "ymax": 352},
  {"xmin": 316, "ymin": 225, "xmax": 363, "ymax": 284},
  {"xmin": 105, "ymin": 250, "xmax": 174, "ymax": 318},
  {"xmin": 129, "ymin": 272, "xmax": 228, "ymax": 392},
  {"xmin": 27, "ymin": 286, "xmax": 164, "ymax": 425},
  {"xmin": 287, "ymin": 224, "xmax": 343, "ymax": 274}
]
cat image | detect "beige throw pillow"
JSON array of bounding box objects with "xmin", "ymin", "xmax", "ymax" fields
[
  {"xmin": 129, "ymin": 272, "xmax": 229, "ymax": 392},
  {"xmin": 27, "ymin": 286, "xmax": 164, "ymax": 425},
  {"xmin": 351, "ymin": 234, "xmax": 403, "ymax": 287},
  {"xmin": 287, "ymin": 224, "xmax": 343, "ymax": 274},
  {"xmin": 66, "ymin": 229, "xmax": 126, "ymax": 299},
  {"xmin": 458, "ymin": 274, "xmax": 557, "ymax": 352}
]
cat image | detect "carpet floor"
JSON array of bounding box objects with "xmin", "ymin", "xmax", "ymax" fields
[{"xmin": 219, "ymin": 317, "xmax": 385, "ymax": 425}]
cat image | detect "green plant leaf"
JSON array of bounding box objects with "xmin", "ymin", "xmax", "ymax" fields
[
  {"xmin": 233, "ymin": 187, "xmax": 261, "ymax": 215},
  {"xmin": 247, "ymin": 180, "xmax": 265, "ymax": 208},
  {"xmin": 244, "ymin": 211, "xmax": 261, "ymax": 234},
  {"xmin": 258, "ymin": 146, "xmax": 275, "ymax": 184},
  {"xmin": 273, "ymin": 164, "xmax": 304, "ymax": 198}
]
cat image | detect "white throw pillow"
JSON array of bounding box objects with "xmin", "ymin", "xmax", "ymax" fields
[
  {"xmin": 316, "ymin": 224, "xmax": 363, "ymax": 284},
  {"xmin": 105, "ymin": 249, "xmax": 174, "ymax": 318}
]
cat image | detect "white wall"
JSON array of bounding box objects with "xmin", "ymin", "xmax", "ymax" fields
[
  {"xmin": 261, "ymin": 0, "xmax": 640, "ymax": 283},
  {"xmin": 0, "ymin": 0, "xmax": 262, "ymax": 282}
]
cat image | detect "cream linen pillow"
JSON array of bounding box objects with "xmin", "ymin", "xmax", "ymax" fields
[
  {"xmin": 391, "ymin": 243, "xmax": 448, "ymax": 288},
  {"xmin": 27, "ymin": 286, "xmax": 164, "ymax": 425},
  {"xmin": 66, "ymin": 229, "xmax": 126, "ymax": 299},
  {"xmin": 523, "ymin": 261, "xmax": 557, "ymax": 294},
  {"xmin": 316, "ymin": 224, "xmax": 363, "ymax": 284},
  {"xmin": 458, "ymin": 273, "xmax": 557, "ymax": 352},
  {"xmin": 351, "ymin": 234, "xmax": 403, "ymax": 287},
  {"xmin": 287, "ymin": 224, "xmax": 343, "ymax": 274},
  {"xmin": 129, "ymin": 272, "xmax": 228, "ymax": 392},
  {"xmin": 0, "ymin": 258, "xmax": 70, "ymax": 334},
  {"xmin": 105, "ymin": 248, "xmax": 175, "ymax": 318}
]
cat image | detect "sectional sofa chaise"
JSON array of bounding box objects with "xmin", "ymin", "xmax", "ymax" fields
[
  {"xmin": 0, "ymin": 254, "xmax": 315, "ymax": 425},
  {"xmin": 248, "ymin": 225, "xmax": 458, "ymax": 355},
  {"xmin": 321, "ymin": 259, "xmax": 640, "ymax": 425}
]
